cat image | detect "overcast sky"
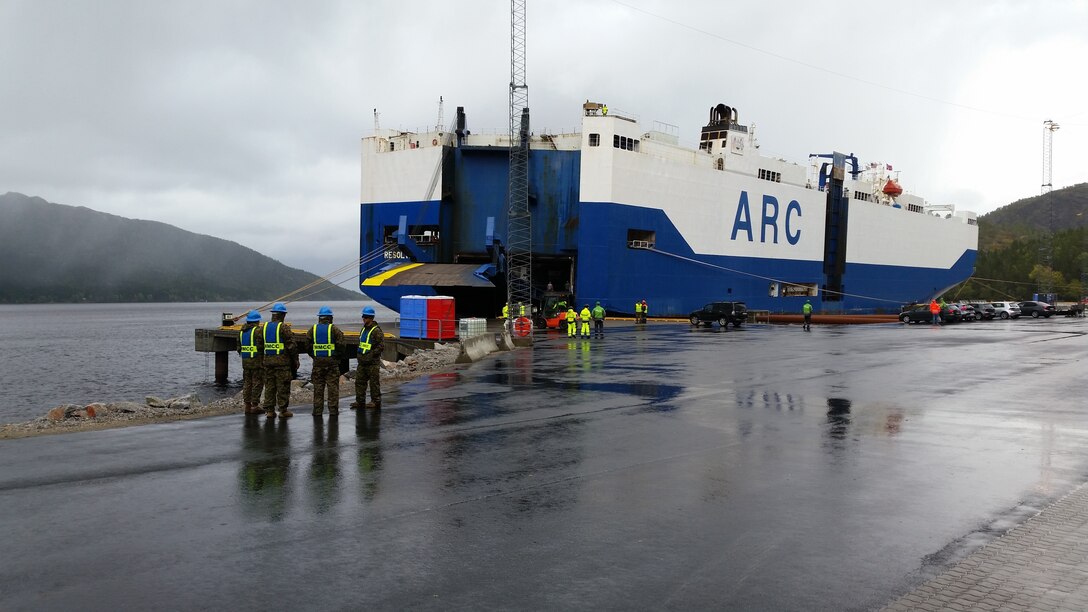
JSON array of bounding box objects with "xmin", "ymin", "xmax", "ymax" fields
[{"xmin": 2, "ymin": 0, "xmax": 1086, "ymax": 278}]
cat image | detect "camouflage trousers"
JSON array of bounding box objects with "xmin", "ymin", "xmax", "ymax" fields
[
  {"xmin": 312, "ymin": 358, "xmax": 340, "ymax": 413},
  {"xmin": 241, "ymin": 360, "xmax": 264, "ymax": 407},
  {"xmin": 261, "ymin": 364, "xmax": 292, "ymax": 411},
  {"xmin": 355, "ymin": 361, "xmax": 381, "ymax": 406}
]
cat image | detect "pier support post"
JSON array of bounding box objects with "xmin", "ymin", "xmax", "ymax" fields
[{"xmin": 215, "ymin": 351, "xmax": 229, "ymax": 386}]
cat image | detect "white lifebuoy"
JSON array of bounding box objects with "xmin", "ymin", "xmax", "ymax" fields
[{"xmin": 432, "ymin": 138, "xmax": 438, "ymax": 146}]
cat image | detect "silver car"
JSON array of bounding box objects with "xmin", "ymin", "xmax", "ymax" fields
[{"xmin": 990, "ymin": 301, "xmax": 1021, "ymax": 319}]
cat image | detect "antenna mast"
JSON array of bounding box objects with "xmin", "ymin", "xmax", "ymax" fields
[
  {"xmin": 437, "ymin": 96, "xmax": 444, "ymax": 133},
  {"xmin": 373, "ymin": 108, "xmax": 381, "ymax": 153},
  {"xmin": 505, "ymin": 0, "xmax": 532, "ymax": 340}
]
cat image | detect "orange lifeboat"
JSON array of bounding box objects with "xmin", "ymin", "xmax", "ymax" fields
[{"xmin": 882, "ymin": 179, "xmax": 903, "ymax": 197}]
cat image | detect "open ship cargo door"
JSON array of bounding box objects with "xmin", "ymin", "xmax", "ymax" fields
[{"xmin": 363, "ymin": 263, "xmax": 498, "ymax": 316}]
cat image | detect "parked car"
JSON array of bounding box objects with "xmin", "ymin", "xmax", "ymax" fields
[
  {"xmin": 972, "ymin": 303, "xmax": 996, "ymax": 320},
  {"xmin": 991, "ymin": 301, "xmax": 1021, "ymax": 319},
  {"xmin": 942, "ymin": 304, "xmax": 963, "ymax": 323},
  {"xmin": 955, "ymin": 303, "xmax": 977, "ymax": 322},
  {"xmin": 899, "ymin": 304, "xmax": 957, "ymax": 324},
  {"xmin": 1018, "ymin": 301, "xmax": 1056, "ymax": 318},
  {"xmin": 689, "ymin": 301, "xmax": 748, "ymax": 328}
]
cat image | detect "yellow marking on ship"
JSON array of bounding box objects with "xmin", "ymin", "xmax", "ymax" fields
[{"xmin": 362, "ymin": 262, "xmax": 424, "ymax": 286}]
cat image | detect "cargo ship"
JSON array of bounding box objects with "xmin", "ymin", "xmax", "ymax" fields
[{"xmin": 358, "ymin": 102, "xmax": 978, "ymax": 318}]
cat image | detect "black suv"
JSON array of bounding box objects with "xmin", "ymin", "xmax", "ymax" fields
[{"xmin": 689, "ymin": 302, "xmax": 748, "ymax": 328}]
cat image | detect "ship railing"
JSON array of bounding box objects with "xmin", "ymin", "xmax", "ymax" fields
[
  {"xmin": 628, "ymin": 240, "xmax": 655, "ymax": 249},
  {"xmin": 408, "ymin": 234, "xmax": 438, "ymax": 244}
]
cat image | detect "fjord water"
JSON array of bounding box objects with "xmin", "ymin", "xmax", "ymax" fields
[{"xmin": 0, "ymin": 301, "xmax": 392, "ymax": 425}]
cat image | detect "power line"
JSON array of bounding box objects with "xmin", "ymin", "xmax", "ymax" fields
[{"xmin": 609, "ymin": 0, "xmax": 1086, "ymax": 127}]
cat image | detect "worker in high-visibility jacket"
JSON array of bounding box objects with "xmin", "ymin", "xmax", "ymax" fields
[
  {"xmin": 352, "ymin": 306, "xmax": 385, "ymax": 410},
  {"xmin": 579, "ymin": 304, "xmax": 592, "ymax": 338},
  {"xmin": 591, "ymin": 301, "xmax": 606, "ymax": 338},
  {"xmin": 238, "ymin": 310, "xmax": 264, "ymax": 415},
  {"xmin": 260, "ymin": 302, "xmax": 296, "ymax": 419},
  {"xmin": 519, "ymin": 302, "xmax": 526, "ymax": 316},
  {"xmin": 565, "ymin": 307, "xmax": 577, "ymax": 337},
  {"xmin": 502, "ymin": 303, "xmax": 509, "ymax": 318},
  {"xmin": 310, "ymin": 306, "xmax": 345, "ymax": 416},
  {"xmin": 634, "ymin": 300, "xmax": 643, "ymax": 323}
]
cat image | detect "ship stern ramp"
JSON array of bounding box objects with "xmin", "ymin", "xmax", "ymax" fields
[{"xmin": 361, "ymin": 262, "xmax": 498, "ymax": 316}]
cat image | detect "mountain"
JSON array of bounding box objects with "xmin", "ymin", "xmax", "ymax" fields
[
  {"xmin": 0, "ymin": 192, "xmax": 359, "ymax": 303},
  {"xmin": 977, "ymin": 183, "xmax": 1088, "ymax": 251},
  {"xmin": 965, "ymin": 183, "xmax": 1088, "ymax": 300}
]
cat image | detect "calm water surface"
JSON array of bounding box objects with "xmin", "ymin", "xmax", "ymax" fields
[{"xmin": 0, "ymin": 301, "xmax": 395, "ymax": 425}]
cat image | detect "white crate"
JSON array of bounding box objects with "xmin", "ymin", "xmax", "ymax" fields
[{"xmin": 458, "ymin": 317, "xmax": 488, "ymax": 339}]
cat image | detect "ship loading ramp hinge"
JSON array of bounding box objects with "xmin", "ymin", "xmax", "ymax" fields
[{"xmin": 395, "ymin": 214, "xmax": 431, "ymax": 262}]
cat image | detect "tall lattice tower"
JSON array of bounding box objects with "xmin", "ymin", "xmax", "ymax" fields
[
  {"xmin": 505, "ymin": 0, "xmax": 532, "ymax": 335},
  {"xmin": 1041, "ymin": 120, "xmax": 1059, "ymax": 195},
  {"xmin": 1039, "ymin": 119, "xmax": 1060, "ymax": 299}
]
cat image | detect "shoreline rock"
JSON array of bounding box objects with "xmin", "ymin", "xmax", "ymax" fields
[{"xmin": 0, "ymin": 342, "xmax": 468, "ymax": 440}]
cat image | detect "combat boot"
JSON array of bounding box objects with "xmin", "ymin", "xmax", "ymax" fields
[
  {"xmin": 244, "ymin": 405, "xmax": 262, "ymax": 415},
  {"xmin": 264, "ymin": 408, "xmax": 276, "ymax": 418},
  {"xmin": 279, "ymin": 409, "xmax": 293, "ymax": 419},
  {"xmin": 349, "ymin": 401, "xmax": 360, "ymax": 410},
  {"xmin": 364, "ymin": 401, "xmax": 381, "ymax": 410}
]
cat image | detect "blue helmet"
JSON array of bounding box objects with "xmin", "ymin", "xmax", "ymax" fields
[
  {"xmin": 361, "ymin": 306, "xmax": 376, "ymax": 317},
  {"xmin": 271, "ymin": 302, "xmax": 288, "ymax": 313},
  {"xmin": 245, "ymin": 310, "xmax": 261, "ymax": 323},
  {"xmin": 318, "ymin": 306, "xmax": 333, "ymax": 317}
]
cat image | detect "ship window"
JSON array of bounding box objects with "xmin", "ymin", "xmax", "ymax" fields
[
  {"xmin": 717, "ymin": 158, "xmax": 724, "ymax": 171},
  {"xmin": 589, "ymin": 133, "xmax": 600, "ymax": 147},
  {"xmin": 389, "ymin": 142, "xmax": 395, "ymax": 151},
  {"xmin": 613, "ymin": 136, "xmax": 640, "ymax": 152},
  {"xmin": 757, "ymin": 169, "xmax": 781, "ymax": 183},
  {"xmin": 853, "ymin": 191, "xmax": 872, "ymax": 202},
  {"xmin": 707, "ymin": 141, "xmax": 713, "ymax": 152},
  {"xmin": 626, "ymin": 229, "xmax": 655, "ymax": 249}
]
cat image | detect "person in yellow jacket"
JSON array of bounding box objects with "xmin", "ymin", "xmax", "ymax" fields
[
  {"xmin": 634, "ymin": 300, "xmax": 643, "ymax": 323},
  {"xmin": 579, "ymin": 304, "xmax": 592, "ymax": 338},
  {"xmin": 502, "ymin": 303, "xmax": 509, "ymax": 318},
  {"xmin": 565, "ymin": 307, "xmax": 577, "ymax": 337}
]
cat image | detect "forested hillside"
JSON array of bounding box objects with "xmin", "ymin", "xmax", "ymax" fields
[{"xmin": 960, "ymin": 183, "xmax": 1088, "ymax": 300}]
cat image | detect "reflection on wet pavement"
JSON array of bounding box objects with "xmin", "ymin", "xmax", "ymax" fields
[{"xmin": 3, "ymin": 319, "xmax": 1088, "ymax": 610}]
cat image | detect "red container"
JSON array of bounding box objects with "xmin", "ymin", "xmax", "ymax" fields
[{"xmin": 424, "ymin": 296, "xmax": 457, "ymax": 340}]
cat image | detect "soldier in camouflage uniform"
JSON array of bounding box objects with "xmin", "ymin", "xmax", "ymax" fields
[
  {"xmin": 238, "ymin": 310, "xmax": 265, "ymax": 415},
  {"xmin": 310, "ymin": 306, "xmax": 345, "ymax": 417},
  {"xmin": 260, "ymin": 302, "xmax": 296, "ymax": 419},
  {"xmin": 351, "ymin": 305, "xmax": 385, "ymax": 410}
]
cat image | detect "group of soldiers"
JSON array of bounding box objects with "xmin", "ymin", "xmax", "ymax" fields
[
  {"xmin": 565, "ymin": 302, "xmax": 606, "ymax": 338},
  {"xmin": 237, "ymin": 302, "xmax": 385, "ymax": 419}
]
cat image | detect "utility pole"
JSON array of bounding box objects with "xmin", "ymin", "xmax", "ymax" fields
[{"xmin": 505, "ymin": 0, "xmax": 532, "ymax": 342}]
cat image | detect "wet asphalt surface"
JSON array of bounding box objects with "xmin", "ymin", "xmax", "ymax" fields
[{"xmin": 2, "ymin": 317, "xmax": 1087, "ymax": 611}]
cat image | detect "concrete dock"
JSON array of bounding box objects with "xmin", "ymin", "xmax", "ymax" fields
[{"xmin": 4, "ymin": 318, "xmax": 1088, "ymax": 610}]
